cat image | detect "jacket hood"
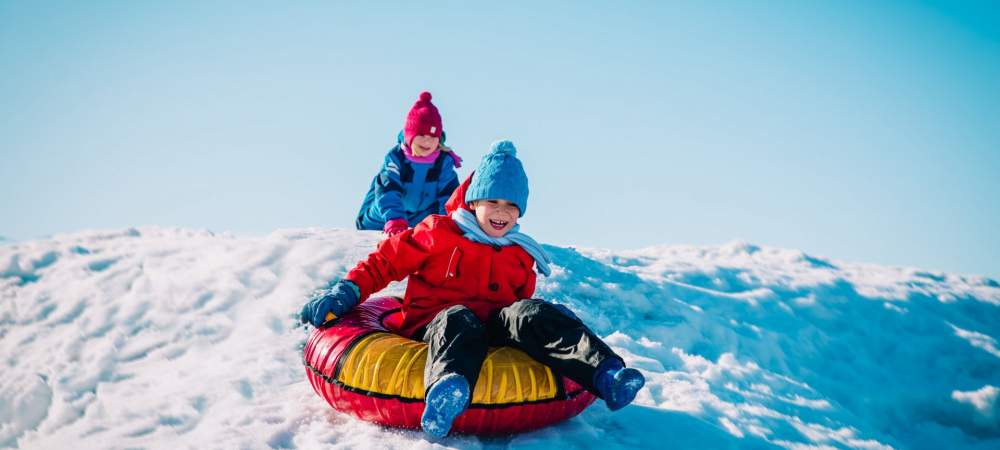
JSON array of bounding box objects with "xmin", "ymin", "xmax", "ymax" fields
[{"xmin": 445, "ymin": 172, "xmax": 475, "ymax": 214}]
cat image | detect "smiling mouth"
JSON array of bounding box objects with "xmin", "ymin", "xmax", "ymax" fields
[{"xmin": 488, "ymin": 219, "xmax": 508, "ymax": 230}]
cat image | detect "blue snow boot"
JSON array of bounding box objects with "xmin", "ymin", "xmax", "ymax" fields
[
  {"xmin": 594, "ymin": 359, "xmax": 645, "ymax": 411},
  {"xmin": 421, "ymin": 374, "xmax": 470, "ymax": 438}
]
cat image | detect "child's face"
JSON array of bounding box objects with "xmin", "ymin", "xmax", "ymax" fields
[
  {"xmin": 470, "ymin": 199, "xmax": 520, "ymax": 238},
  {"xmin": 410, "ymin": 135, "xmax": 440, "ymax": 157}
]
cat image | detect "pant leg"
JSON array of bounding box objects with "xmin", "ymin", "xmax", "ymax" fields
[
  {"xmin": 414, "ymin": 305, "xmax": 489, "ymax": 396},
  {"xmin": 488, "ymin": 299, "xmax": 624, "ymax": 396}
]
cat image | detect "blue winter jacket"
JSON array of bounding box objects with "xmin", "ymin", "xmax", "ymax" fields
[{"xmin": 355, "ymin": 137, "xmax": 460, "ymax": 230}]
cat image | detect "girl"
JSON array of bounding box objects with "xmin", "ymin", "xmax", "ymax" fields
[
  {"xmin": 355, "ymin": 91, "xmax": 462, "ymax": 236},
  {"xmin": 306, "ymin": 140, "xmax": 644, "ymax": 437}
]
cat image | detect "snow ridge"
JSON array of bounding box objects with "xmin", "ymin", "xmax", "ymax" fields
[{"xmin": 1, "ymin": 228, "xmax": 998, "ymax": 449}]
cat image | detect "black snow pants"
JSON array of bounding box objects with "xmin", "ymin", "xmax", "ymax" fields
[{"xmin": 412, "ymin": 299, "xmax": 623, "ymax": 398}]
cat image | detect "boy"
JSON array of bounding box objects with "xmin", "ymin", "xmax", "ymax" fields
[{"xmin": 303, "ymin": 140, "xmax": 644, "ymax": 437}]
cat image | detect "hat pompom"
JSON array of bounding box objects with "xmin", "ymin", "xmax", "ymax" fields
[
  {"xmin": 490, "ymin": 140, "xmax": 517, "ymax": 157},
  {"xmin": 418, "ymin": 91, "xmax": 432, "ymax": 102}
]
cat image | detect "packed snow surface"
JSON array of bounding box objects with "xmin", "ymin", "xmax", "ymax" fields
[{"xmin": 2, "ymin": 227, "xmax": 998, "ymax": 449}]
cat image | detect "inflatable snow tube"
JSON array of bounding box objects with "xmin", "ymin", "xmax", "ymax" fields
[{"xmin": 303, "ymin": 297, "xmax": 598, "ymax": 435}]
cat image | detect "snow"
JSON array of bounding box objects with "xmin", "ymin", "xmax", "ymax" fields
[
  {"xmin": 952, "ymin": 386, "xmax": 998, "ymax": 422},
  {"xmin": 1, "ymin": 227, "xmax": 998, "ymax": 449}
]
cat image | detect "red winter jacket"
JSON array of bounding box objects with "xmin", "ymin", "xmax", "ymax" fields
[{"xmin": 346, "ymin": 174, "xmax": 538, "ymax": 338}]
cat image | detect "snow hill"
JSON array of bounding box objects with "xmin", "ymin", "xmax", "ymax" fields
[{"xmin": 2, "ymin": 227, "xmax": 998, "ymax": 450}]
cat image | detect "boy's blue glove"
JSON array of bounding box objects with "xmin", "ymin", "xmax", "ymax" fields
[{"xmin": 300, "ymin": 280, "xmax": 361, "ymax": 327}]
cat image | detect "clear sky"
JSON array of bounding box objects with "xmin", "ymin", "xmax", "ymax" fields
[{"xmin": 2, "ymin": 1, "xmax": 998, "ymax": 278}]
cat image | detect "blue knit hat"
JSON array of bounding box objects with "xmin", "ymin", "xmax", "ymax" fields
[{"xmin": 465, "ymin": 140, "xmax": 529, "ymax": 217}]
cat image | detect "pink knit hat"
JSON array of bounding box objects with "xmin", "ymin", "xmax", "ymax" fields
[{"xmin": 403, "ymin": 91, "xmax": 443, "ymax": 146}]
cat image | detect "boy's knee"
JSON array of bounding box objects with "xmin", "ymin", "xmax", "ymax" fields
[
  {"xmin": 421, "ymin": 305, "xmax": 484, "ymax": 343},
  {"xmin": 504, "ymin": 298, "xmax": 543, "ymax": 315},
  {"xmin": 502, "ymin": 299, "xmax": 556, "ymax": 327},
  {"xmin": 436, "ymin": 305, "xmax": 483, "ymax": 329}
]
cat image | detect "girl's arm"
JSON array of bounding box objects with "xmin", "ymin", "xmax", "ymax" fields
[{"xmin": 373, "ymin": 151, "xmax": 408, "ymax": 222}]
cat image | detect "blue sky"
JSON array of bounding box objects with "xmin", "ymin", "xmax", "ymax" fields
[{"xmin": 2, "ymin": 1, "xmax": 998, "ymax": 277}]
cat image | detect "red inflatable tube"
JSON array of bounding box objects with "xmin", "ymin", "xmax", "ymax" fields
[{"xmin": 303, "ymin": 297, "xmax": 598, "ymax": 435}]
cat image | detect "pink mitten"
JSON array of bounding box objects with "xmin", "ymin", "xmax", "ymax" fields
[{"xmin": 384, "ymin": 218, "xmax": 409, "ymax": 236}]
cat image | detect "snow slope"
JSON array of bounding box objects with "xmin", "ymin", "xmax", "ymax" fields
[{"xmin": 1, "ymin": 227, "xmax": 998, "ymax": 449}]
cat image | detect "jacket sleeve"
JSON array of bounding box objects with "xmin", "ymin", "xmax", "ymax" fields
[
  {"xmin": 373, "ymin": 152, "xmax": 407, "ymax": 222},
  {"xmin": 435, "ymin": 165, "xmax": 460, "ymax": 215},
  {"xmin": 345, "ymin": 224, "xmax": 432, "ymax": 301}
]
